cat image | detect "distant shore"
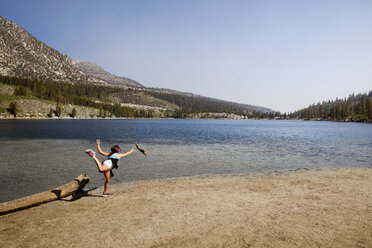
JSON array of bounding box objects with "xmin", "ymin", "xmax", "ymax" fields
[{"xmin": 1, "ymin": 167, "xmax": 371, "ymax": 247}]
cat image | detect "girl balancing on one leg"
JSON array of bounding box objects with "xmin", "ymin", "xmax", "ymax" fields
[{"xmin": 85, "ymin": 139, "xmax": 134, "ymax": 196}]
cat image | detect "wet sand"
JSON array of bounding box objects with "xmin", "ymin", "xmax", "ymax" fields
[{"xmin": 1, "ymin": 167, "xmax": 371, "ymax": 247}]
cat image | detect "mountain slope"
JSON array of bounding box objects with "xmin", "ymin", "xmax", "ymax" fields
[
  {"xmin": 74, "ymin": 60, "xmax": 142, "ymax": 87},
  {"xmin": 0, "ymin": 16, "xmax": 98, "ymax": 83},
  {"xmin": 143, "ymin": 88, "xmax": 273, "ymax": 114}
]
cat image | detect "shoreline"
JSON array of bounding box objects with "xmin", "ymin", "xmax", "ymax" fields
[
  {"xmin": 0, "ymin": 165, "xmax": 368, "ymax": 203},
  {"xmin": 1, "ymin": 166, "xmax": 371, "ymax": 247},
  {"xmin": 1, "ymin": 116, "xmax": 371, "ymax": 123},
  {"xmin": 1, "ymin": 165, "xmax": 370, "ymax": 205}
]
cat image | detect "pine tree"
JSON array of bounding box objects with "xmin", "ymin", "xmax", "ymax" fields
[
  {"xmin": 55, "ymin": 103, "xmax": 61, "ymax": 117},
  {"xmin": 367, "ymin": 97, "xmax": 372, "ymax": 121},
  {"xmin": 14, "ymin": 86, "xmax": 28, "ymax": 96},
  {"xmin": 99, "ymin": 105, "xmax": 103, "ymax": 117},
  {"xmin": 9, "ymin": 101, "xmax": 18, "ymax": 117},
  {"xmin": 360, "ymin": 96, "xmax": 367, "ymax": 116},
  {"xmin": 48, "ymin": 108, "xmax": 53, "ymax": 118},
  {"xmin": 71, "ymin": 108, "xmax": 77, "ymax": 118}
]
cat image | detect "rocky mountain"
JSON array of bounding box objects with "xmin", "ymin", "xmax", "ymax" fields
[
  {"xmin": 0, "ymin": 16, "xmax": 98, "ymax": 83},
  {"xmin": 74, "ymin": 60, "xmax": 142, "ymax": 87}
]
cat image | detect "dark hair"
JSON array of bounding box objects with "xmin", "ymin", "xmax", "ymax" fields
[{"xmin": 111, "ymin": 145, "xmax": 120, "ymax": 154}]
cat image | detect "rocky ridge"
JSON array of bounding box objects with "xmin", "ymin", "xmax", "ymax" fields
[
  {"xmin": 0, "ymin": 16, "xmax": 95, "ymax": 83},
  {"xmin": 74, "ymin": 60, "xmax": 142, "ymax": 87}
]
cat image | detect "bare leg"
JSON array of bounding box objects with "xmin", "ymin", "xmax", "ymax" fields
[
  {"xmin": 103, "ymin": 171, "xmax": 111, "ymax": 194},
  {"xmin": 91, "ymin": 156, "xmax": 110, "ymax": 172},
  {"xmin": 86, "ymin": 150, "xmax": 111, "ymax": 194},
  {"xmin": 91, "ymin": 156, "xmax": 111, "ymax": 194}
]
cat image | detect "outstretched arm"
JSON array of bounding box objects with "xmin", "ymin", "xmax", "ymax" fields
[
  {"xmin": 118, "ymin": 149, "xmax": 135, "ymax": 158},
  {"xmin": 96, "ymin": 139, "xmax": 109, "ymax": 156}
]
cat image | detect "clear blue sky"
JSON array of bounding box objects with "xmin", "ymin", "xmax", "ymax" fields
[{"xmin": 1, "ymin": 0, "xmax": 371, "ymax": 113}]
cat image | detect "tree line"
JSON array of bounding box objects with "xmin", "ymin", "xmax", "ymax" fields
[
  {"xmin": 143, "ymin": 90, "xmax": 273, "ymax": 118},
  {"xmin": 0, "ymin": 75, "xmax": 149, "ymax": 118},
  {"xmin": 288, "ymin": 91, "xmax": 372, "ymax": 122}
]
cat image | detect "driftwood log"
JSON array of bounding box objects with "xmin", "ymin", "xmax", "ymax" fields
[{"xmin": 0, "ymin": 174, "xmax": 90, "ymax": 215}]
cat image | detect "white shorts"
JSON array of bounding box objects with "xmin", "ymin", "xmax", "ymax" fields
[{"xmin": 102, "ymin": 159, "xmax": 113, "ymax": 169}]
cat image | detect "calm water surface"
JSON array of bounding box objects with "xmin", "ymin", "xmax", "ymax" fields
[{"xmin": 0, "ymin": 119, "xmax": 371, "ymax": 202}]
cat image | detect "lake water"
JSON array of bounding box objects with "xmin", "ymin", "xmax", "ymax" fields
[{"xmin": 0, "ymin": 119, "xmax": 371, "ymax": 202}]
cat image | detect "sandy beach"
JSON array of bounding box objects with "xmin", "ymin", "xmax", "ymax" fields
[{"xmin": 1, "ymin": 167, "xmax": 371, "ymax": 247}]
